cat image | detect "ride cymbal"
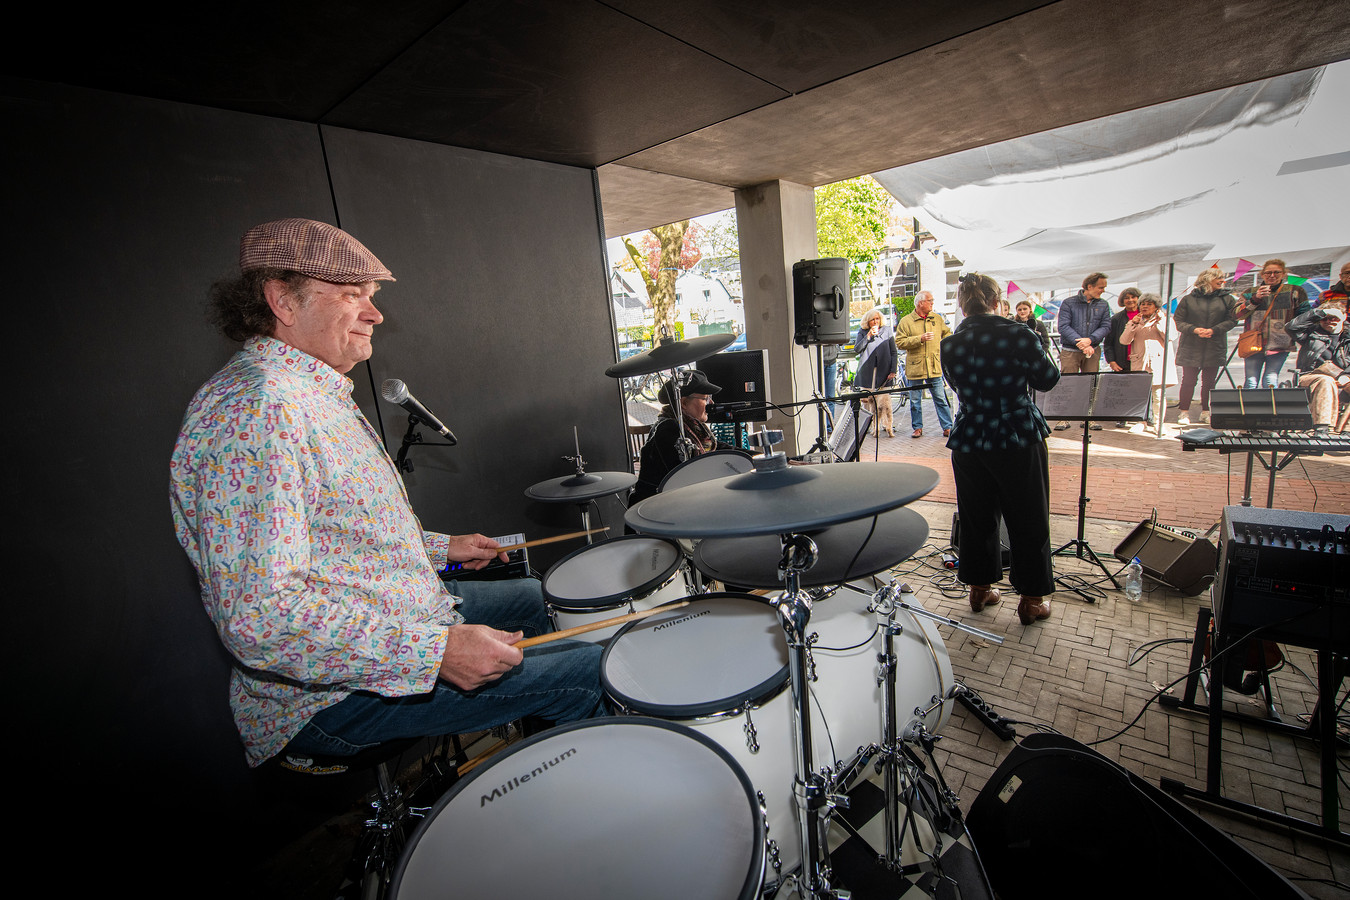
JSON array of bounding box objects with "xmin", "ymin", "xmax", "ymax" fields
[
  {"xmin": 626, "ymin": 461, "xmax": 937, "ymax": 538},
  {"xmin": 605, "ymin": 333, "xmax": 737, "ymax": 379}
]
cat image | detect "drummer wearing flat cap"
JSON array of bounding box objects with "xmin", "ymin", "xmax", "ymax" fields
[
  {"xmin": 171, "ymin": 218, "xmax": 603, "ymax": 768},
  {"xmin": 630, "ymin": 369, "xmax": 734, "ymax": 505}
]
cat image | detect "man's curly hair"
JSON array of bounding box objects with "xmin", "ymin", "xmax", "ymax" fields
[{"xmin": 208, "ymin": 269, "xmax": 311, "ymax": 342}]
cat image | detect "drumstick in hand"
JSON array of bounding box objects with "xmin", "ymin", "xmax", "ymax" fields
[
  {"xmin": 516, "ymin": 600, "xmax": 691, "ymax": 648},
  {"xmin": 495, "ymin": 527, "xmax": 609, "ymax": 553}
]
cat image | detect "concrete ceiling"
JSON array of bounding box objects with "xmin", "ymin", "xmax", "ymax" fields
[{"xmin": 11, "ymin": 0, "xmax": 1348, "ymax": 238}]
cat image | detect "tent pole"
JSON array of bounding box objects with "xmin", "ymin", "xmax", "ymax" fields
[{"xmin": 1156, "ymin": 263, "xmax": 1175, "ymax": 438}]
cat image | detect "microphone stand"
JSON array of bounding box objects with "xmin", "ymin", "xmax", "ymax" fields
[
  {"xmin": 394, "ymin": 413, "xmax": 457, "ymax": 473},
  {"xmin": 720, "ymin": 385, "xmax": 916, "ymax": 462}
]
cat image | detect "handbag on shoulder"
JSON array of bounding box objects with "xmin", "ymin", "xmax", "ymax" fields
[{"xmin": 1237, "ymin": 328, "xmax": 1263, "ymax": 359}]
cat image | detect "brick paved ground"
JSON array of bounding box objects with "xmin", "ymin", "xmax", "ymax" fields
[
  {"xmin": 891, "ymin": 497, "xmax": 1349, "ymax": 898},
  {"xmin": 826, "ymin": 396, "xmax": 1348, "ymax": 895},
  {"xmin": 628, "ymin": 391, "xmax": 1350, "ymax": 893}
]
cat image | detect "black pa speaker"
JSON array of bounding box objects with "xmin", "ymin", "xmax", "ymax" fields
[
  {"xmin": 951, "ymin": 511, "xmax": 1011, "ymax": 569},
  {"xmin": 792, "ymin": 257, "xmax": 850, "ymax": 346},
  {"xmin": 1112, "ymin": 519, "xmax": 1216, "ymax": 596},
  {"xmin": 968, "ymin": 733, "xmax": 1308, "ymax": 900}
]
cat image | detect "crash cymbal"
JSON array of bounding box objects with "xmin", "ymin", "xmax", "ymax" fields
[
  {"xmin": 693, "ymin": 507, "xmax": 929, "ymax": 588},
  {"xmin": 625, "ymin": 460, "xmax": 938, "ymax": 538},
  {"xmin": 526, "ymin": 470, "xmax": 637, "ymax": 503},
  {"xmin": 605, "ymin": 333, "xmax": 737, "ymax": 379}
]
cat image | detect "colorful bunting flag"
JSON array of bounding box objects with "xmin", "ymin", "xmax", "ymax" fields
[
  {"xmin": 1287, "ymin": 274, "xmax": 1308, "ymax": 286},
  {"xmin": 1008, "ymin": 280, "xmax": 1022, "ymax": 296},
  {"xmin": 1233, "ymin": 259, "xmax": 1256, "ymax": 280}
]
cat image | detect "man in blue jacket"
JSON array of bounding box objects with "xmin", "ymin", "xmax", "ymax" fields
[{"xmin": 1053, "ymin": 272, "xmax": 1113, "ymax": 430}]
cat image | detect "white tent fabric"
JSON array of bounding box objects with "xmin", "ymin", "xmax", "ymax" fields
[{"xmin": 873, "ymin": 62, "xmax": 1350, "ymax": 294}]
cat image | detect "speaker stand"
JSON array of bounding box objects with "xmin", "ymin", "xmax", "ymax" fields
[{"xmin": 805, "ymin": 343, "xmax": 834, "ymax": 456}]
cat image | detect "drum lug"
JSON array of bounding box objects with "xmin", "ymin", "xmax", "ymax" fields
[
  {"xmin": 757, "ymin": 790, "xmax": 783, "ymax": 881},
  {"xmin": 743, "ymin": 704, "xmax": 760, "ymax": 753}
]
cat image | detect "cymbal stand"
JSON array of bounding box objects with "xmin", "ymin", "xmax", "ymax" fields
[
  {"xmin": 665, "ymin": 367, "xmax": 699, "ymax": 463},
  {"xmin": 557, "ymin": 427, "xmax": 605, "ymax": 544},
  {"xmin": 774, "ymin": 528, "xmax": 848, "ymax": 900},
  {"xmin": 853, "ymin": 581, "xmax": 1001, "ymax": 871}
]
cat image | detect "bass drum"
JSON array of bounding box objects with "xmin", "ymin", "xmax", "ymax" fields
[
  {"xmin": 601, "ymin": 591, "xmax": 952, "ymax": 880},
  {"xmin": 541, "ymin": 535, "xmax": 689, "ymax": 642},
  {"xmin": 391, "ymin": 718, "xmax": 765, "ymax": 900}
]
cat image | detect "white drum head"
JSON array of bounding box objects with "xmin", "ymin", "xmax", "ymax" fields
[
  {"xmin": 391, "ymin": 718, "xmax": 764, "ymax": 900},
  {"xmin": 602, "ymin": 593, "xmax": 788, "ymax": 718},
  {"xmin": 658, "ymin": 449, "xmax": 754, "ymax": 493},
  {"xmin": 543, "ymin": 535, "xmax": 682, "ymax": 610}
]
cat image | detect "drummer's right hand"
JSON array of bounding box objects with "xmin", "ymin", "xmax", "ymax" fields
[{"xmin": 439, "ymin": 625, "xmax": 524, "ymax": 690}]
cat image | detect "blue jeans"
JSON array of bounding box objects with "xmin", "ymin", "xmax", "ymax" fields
[
  {"xmin": 285, "ymin": 578, "xmax": 605, "ymax": 757},
  {"xmin": 909, "ymin": 377, "xmax": 954, "ymax": 431},
  {"xmin": 1243, "ymin": 351, "xmax": 1289, "ymax": 389}
]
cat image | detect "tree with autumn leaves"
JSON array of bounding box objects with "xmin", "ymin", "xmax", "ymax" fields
[
  {"xmin": 622, "ymin": 221, "xmax": 703, "ymax": 342},
  {"xmin": 620, "ymin": 175, "xmax": 898, "ymax": 340}
]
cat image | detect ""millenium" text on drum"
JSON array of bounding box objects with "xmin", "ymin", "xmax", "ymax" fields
[{"xmin": 480, "ymin": 747, "xmax": 578, "ymax": 806}]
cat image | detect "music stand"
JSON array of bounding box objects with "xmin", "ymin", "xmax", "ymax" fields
[
  {"xmin": 1035, "ymin": 372, "xmax": 1153, "ymax": 598},
  {"xmin": 828, "ymin": 398, "xmax": 873, "ymax": 462}
]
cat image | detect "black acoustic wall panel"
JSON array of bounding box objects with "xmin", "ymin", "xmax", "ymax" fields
[
  {"xmin": 3, "ymin": 77, "xmax": 341, "ymax": 892},
  {"xmin": 4, "ymin": 77, "xmax": 622, "ymax": 896},
  {"xmin": 321, "ymin": 127, "xmax": 627, "ymax": 571}
]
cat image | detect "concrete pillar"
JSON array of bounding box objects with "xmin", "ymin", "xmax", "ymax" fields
[{"xmin": 734, "ymin": 180, "xmax": 819, "ymax": 455}]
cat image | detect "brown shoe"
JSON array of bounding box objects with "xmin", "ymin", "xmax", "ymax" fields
[
  {"xmin": 969, "ymin": 585, "xmax": 1001, "ymax": 612},
  {"xmin": 1017, "ymin": 596, "xmax": 1051, "ymax": 625},
  {"xmin": 911, "ymin": 428, "xmax": 923, "ymax": 438}
]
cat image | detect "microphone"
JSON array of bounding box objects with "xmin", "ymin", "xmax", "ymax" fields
[{"xmin": 381, "ymin": 379, "xmax": 458, "ymax": 443}]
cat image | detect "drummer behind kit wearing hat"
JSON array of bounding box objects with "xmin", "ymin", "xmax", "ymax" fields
[
  {"xmin": 170, "ymin": 219, "xmax": 604, "ymax": 768},
  {"xmin": 630, "ymin": 370, "xmax": 735, "ymax": 505}
]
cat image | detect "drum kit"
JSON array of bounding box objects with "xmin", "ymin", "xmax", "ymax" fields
[{"xmin": 394, "ymin": 333, "xmax": 1003, "ymax": 899}]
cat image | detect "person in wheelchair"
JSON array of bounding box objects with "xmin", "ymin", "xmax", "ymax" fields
[{"xmin": 1285, "ymin": 303, "xmax": 1350, "ymax": 435}]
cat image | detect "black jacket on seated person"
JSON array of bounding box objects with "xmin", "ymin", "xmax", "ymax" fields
[{"xmin": 1285, "ymin": 308, "xmax": 1350, "ymax": 373}]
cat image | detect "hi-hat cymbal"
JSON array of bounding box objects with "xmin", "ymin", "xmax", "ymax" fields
[
  {"xmin": 692, "ymin": 507, "xmax": 930, "ymax": 588},
  {"xmin": 605, "ymin": 333, "xmax": 737, "ymax": 379},
  {"xmin": 526, "ymin": 470, "xmax": 637, "ymax": 503},
  {"xmin": 625, "ymin": 461, "xmax": 938, "ymax": 538}
]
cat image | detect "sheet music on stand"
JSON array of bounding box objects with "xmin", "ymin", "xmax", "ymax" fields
[
  {"xmin": 1034, "ymin": 371, "xmax": 1153, "ymax": 422},
  {"xmin": 828, "ymin": 401, "xmax": 873, "ymax": 462}
]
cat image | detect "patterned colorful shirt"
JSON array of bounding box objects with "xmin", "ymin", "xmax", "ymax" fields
[{"xmin": 170, "ymin": 337, "xmax": 458, "ymax": 767}]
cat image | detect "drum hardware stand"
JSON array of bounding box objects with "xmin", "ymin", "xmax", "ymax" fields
[
  {"xmin": 751, "ymin": 438, "xmax": 848, "ymax": 899},
  {"xmin": 553, "ymin": 429, "xmax": 611, "ymax": 544},
  {"xmin": 858, "ymin": 582, "xmax": 998, "ymax": 873}
]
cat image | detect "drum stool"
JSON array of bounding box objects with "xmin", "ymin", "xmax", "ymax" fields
[{"xmin": 277, "ymin": 734, "xmax": 470, "ymax": 899}]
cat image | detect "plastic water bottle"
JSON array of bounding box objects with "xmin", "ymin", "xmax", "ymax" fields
[{"xmin": 1124, "ymin": 557, "xmax": 1143, "ymax": 603}]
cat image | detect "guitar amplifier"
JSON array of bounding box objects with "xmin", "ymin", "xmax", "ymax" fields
[
  {"xmin": 1113, "ymin": 520, "xmax": 1216, "ymax": 596},
  {"xmin": 1213, "ymin": 506, "xmax": 1350, "ymax": 651}
]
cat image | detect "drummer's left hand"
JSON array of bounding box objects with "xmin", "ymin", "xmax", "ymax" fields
[{"xmin": 447, "ymin": 533, "xmax": 508, "ymax": 569}]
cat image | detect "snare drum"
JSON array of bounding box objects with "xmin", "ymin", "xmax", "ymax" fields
[
  {"xmin": 391, "ymin": 717, "xmax": 765, "ymax": 900},
  {"xmin": 601, "ymin": 591, "xmax": 952, "ymax": 877},
  {"xmin": 542, "ymin": 535, "xmax": 689, "ymax": 642}
]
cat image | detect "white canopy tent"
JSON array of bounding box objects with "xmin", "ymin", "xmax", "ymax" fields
[{"xmin": 873, "ymin": 61, "xmax": 1350, "ymax": 297}]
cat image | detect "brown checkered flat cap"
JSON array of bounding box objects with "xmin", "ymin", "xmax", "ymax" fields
[{"xmin": 239, "ymin": 218, "xmax": 395, "ymax": 283}]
